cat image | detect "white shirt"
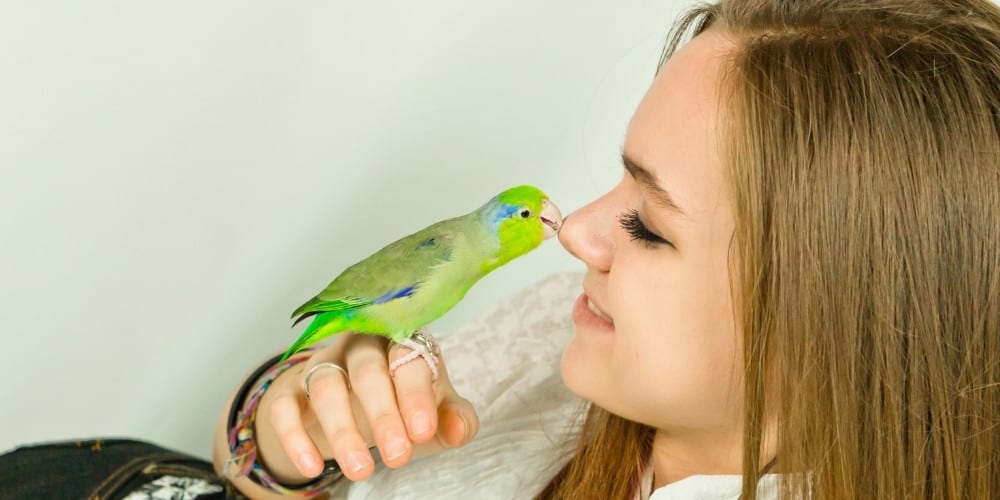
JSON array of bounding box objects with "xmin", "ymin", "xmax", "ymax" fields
[
  {"xmin": 340, "ymin": 273, "xmax": 585, "ymax": 499},
  {"xmin": 641, "ymin": 466, "xmax": 781, "ymax": 500}
]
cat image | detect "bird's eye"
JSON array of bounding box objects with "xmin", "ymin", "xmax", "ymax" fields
[{"xmin": 520, "ymin": 209, "xmax": 531, "ymax": 218}]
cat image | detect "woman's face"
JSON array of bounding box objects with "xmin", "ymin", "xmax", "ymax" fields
[{"xmin": 559, "ymin": 29, "xmax": 742, "ymax": 436}]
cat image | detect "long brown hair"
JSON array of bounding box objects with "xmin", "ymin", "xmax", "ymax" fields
[{"xmin": 540, "ymin": 1, "xmax": 1000, "ymax": 498}]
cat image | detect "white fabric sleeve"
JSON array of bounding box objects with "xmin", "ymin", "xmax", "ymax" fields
[{"xmin": 336, "ymin": 271, "xmax": 585, "ymax": 500}]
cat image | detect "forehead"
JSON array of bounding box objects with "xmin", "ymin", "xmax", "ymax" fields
[{"xmin": 623, "ymin": 29, "xmax": 733, "ymax": 219}]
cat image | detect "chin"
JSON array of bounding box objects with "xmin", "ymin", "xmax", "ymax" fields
[{"xmin": 559, "ymin": 335, "xmax": 602, "ymax": 401}]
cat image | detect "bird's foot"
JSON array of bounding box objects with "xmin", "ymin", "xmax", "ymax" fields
[{"xmin": 388, "ymin": 328, "xmax": 441, "ymax": 382}]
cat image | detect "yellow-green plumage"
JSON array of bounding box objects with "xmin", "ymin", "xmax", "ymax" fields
[{"xmin": 280, "ymin": 185, "xmax": 561, "ymax": 361}]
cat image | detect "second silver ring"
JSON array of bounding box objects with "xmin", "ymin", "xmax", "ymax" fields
[{"xmin": 304, "ymin": 362, "xmax": 351, "ymax": 399}]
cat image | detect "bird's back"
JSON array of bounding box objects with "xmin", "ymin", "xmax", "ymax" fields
[{"xmin": 293, "ymin": 215, "xmax": 498, "ymax": 340}]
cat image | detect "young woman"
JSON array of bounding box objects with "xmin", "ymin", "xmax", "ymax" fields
[{"xmin": 214, "ymin": 0, "xmax": 1000, "ymax": 498}]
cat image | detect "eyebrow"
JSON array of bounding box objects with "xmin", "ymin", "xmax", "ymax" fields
[{"xmin": 621, "ymin": 152, "xmax": 686, "ymax": 216}]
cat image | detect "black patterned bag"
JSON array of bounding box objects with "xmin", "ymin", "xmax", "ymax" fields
[{"xmin": 0, "ymin": 438, "xmax": 244, "ymax": 500}]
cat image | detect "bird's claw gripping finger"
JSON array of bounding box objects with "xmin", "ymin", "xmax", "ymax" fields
[{"xmin": 388, "ymin": 328, "xmax": 441, "ymax": 382}]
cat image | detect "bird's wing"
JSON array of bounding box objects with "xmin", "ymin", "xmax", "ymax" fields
[{"xmin": 290, "ymin": 222, "xmax": 458, "ymax": 324}]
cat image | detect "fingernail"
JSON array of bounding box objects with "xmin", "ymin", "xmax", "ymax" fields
[
  {"xmin": 441, "ymin": 404, "xmax": 470, "ymax": 448},
  {"xmin": 384, "ymin": 433, "xmax": 410, "ymax": 460},
  {"xmin": 410, "ymin": 411, "xmax": 431, "ymax": 436},
  {"xmin": 458, "ymin": 411, "xmax": 470, "ymax": 442},
  {"xmin": 298, "ymin": 452, "xmax": 319, "ymax": 473},
  {"xmin": 346, "ymin": 450, "xmax": 373, "ymax": 473}
]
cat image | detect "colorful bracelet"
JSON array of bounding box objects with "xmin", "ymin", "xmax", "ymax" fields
[{"xmin": 224, "ymin": 350, "xmax": 342, "ymax": 497}]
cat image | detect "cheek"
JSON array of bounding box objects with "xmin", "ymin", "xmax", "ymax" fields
[{"xmin": 605, "ymin": 255, "xmax": 742, "ymax": 426}]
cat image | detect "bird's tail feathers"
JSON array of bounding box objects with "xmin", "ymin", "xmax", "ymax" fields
[
  {"xmin": 279, "ymin": 314, "xmax": 336, "ymax": 362},
  {"xmin": 290, "ymin": 310, "xmax": 320, "ymax": 328}
]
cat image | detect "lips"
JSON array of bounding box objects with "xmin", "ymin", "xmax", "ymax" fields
[
  {"xmin": 572, "ymin": 292, "xmax": 615, "ymax": 333},
  {"xmin": 586, "ymin": 297, "xmax": 614, "ymax": 325}
]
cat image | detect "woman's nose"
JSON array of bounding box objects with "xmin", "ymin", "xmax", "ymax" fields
[{"xmin": 558, "ymin": 195, "xmax": 615, "ymax": 272}]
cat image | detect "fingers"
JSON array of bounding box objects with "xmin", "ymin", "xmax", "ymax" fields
[
  {"xmin": 266, "ymin": 392, "xmax": 325, "ymax": 478},
  {"xmin": 263, "ymin": 331, "xmax": 480, "ymax": 485},
  {"xmin": 302, "ymin": 361, "xmax": 375, "ymax": 480},
  {"xmin": 386, "ymin": 338, "xmax": 481, "ymax": 457},
  {"xmin": 343, "ymin": 335, "xmax": 414, "ymax": 468},
  {"xmin": 436, "ymin": 395, "xmax": 479, "ymax": 449},
  {"xmin": 388, "ymin": 341, "xmax": 440, "ymax": 444},
  {"xmin": 406, "ymin": 391, "xmax": 480, "ymax": 459}
]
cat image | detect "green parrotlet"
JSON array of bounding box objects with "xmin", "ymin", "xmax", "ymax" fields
[{"xmin": 281, "ymin": 185, "xmax": 563, "ymax": 378}]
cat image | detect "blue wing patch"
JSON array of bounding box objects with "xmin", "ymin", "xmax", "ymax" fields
[{"xmin": 373, "ymin": 286, "xmax": 417, "ymax": 304}]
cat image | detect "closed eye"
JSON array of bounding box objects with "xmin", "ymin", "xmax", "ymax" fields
[{"xmin": 618, "ymin": 209, "xmax": 673, "ymax": 248}]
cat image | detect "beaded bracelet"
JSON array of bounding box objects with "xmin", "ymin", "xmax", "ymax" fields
[{"xmin": 224, "ymin": 350, "xmax": 343, "ymax": 497}]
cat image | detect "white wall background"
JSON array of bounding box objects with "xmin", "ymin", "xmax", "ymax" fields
[{"xmin": 1, "ymin": 0, "xmax": 688, "ymax": 458}]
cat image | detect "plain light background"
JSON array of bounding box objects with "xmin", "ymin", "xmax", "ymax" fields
[{"xmin": 0, "ymin": 0, "xmax": 690, "ymax": 458}]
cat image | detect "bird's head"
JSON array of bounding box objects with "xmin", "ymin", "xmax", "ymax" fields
[{"xmin": 478, "ymin": 185, "xmax": 563, "ymax": 264}]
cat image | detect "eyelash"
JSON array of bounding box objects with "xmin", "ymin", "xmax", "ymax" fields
[{"xmin": 618, "ymin": 209, "xmax": 672, "ymax": 248}]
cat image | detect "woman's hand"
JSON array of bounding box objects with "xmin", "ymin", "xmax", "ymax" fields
[{"xmin": 214, "ymin": 331, "xmax": 479, "ymax": 497}]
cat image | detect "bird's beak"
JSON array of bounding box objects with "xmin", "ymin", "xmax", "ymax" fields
[{"xmin": 539, "ymin": 198, "xmax": 563, "ymax": 240}]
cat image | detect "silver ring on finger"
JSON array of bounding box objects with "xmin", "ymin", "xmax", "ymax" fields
[{"xmin": 304, "ymin": 362, "xmax": 350, "ymax": 399}]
